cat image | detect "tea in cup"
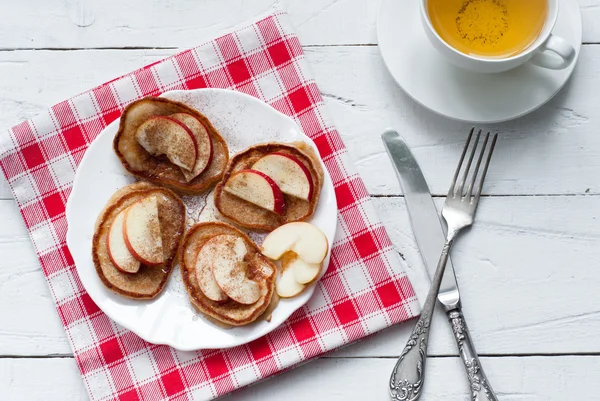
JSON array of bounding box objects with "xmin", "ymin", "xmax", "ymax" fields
[{"xmin": 420, "ymin": 0, "xmax": 576, "ymax": 73}]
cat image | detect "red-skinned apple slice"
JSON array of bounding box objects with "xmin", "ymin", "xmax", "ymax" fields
[
  {"xmin": 210, "ymin": 235, "xmax": 261, "ymax": 305},
  {"xmin": 223, "ymin": 169, "xmax": 286, "ymax": 215},
  {"xmin": 136, "ymin": 116, "xmax": 198, "ymax": 171},
  {"xmin": 252, "ymin": 152, "xmax": 314, "ymax": 200},
  {"xmin": 195, "ymin": 236, "xmax": 229, "ymax": 302},
  {"xmin": 169, "ymin": 113, "xmax": 213, "ymax": 181},
  {"xmin": 123, "ymin": 196, "xmax": 164, "ymax": 266},
  {"xmin": 107, "ymin": 210, "xmax": 141, "ymax": 274},
  {"xmin": 261, "ymin": 222, "xmax": 328, "ymax": 264}
]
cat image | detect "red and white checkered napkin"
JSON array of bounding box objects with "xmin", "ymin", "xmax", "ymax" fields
[{"xmin": 0, "ymin": 10, "xmax": 419, "ymax": 401}]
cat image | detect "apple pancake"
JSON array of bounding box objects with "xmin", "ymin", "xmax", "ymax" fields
[
  {"xmin": 214, "ymin": 142, "xmax": 324, "ymax": 231},
  {"xmin": 180, "ymin": 222, "xmax": 276, "ymax": 326},
  {"xmin": 114, "ymin": 97, "xmax": 228, "ymax": 195},
  {"xmin": 92, "ymin": 182, "xmax": 185, "ymax": 299}
]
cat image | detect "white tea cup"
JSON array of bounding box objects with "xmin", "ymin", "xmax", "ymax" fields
[{"xmin": 420, "ymin": 0, "xmax": 576, "ymax": 73}]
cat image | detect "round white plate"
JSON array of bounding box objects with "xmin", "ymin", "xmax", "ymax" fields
[
  {"xmin": 377, "ymin": 0, "xmax": 582, "ymax": 123},
  {"xmin": 66, "ymin": 89, "xmax": 337, "ymax": 350}
]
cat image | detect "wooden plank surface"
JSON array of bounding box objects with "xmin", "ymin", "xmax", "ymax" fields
[
  {"xmin": 1, "ymin": 356, "xmax": 597, "ymax": 400},
  {"xmin": 0, "ymin": 201, "xmax": 73, "ymax": 355},
  {"xmin": 2, "ymin": 46, "xmax": 600, "ymax": 199},
  {"xmin": 337, "ymin": 195, "xmax": 600, "ymax": 357},
  {"xmin": 3, "ymin": 195, "xmax": 599, "ymax": 356},
  {"xmin": 1, "ymin": 0, "xmax": 599, "ymax": 48}
]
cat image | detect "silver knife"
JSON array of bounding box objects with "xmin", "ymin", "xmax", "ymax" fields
[{"xmin": 382, "ymin": 130, "xmax": 497, "ymax": 401}]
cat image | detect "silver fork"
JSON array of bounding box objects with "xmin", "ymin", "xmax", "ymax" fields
[{"xmin": 389, "ymin": 130, "xmax": 498, "ymax": 401}]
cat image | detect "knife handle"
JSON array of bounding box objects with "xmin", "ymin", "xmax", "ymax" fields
[{"xmin": 447, "ymin": 309, "xmax": 498, "ymax": 401}]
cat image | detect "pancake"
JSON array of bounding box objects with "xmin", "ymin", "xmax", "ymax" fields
[
  {"xmin": 92, "ymin": 182, "xmax": 185, "ymax": 299},
  {"xmin": 180, "ymin": 222, "xmax": 276, "ymax": 326},
  {"xmin": 113, "ymin": 97, "xmax": 228, "ymax": 195},
  {"xmin": 214, "ymin": 142, "xmax": 324, "ymax": 231}
]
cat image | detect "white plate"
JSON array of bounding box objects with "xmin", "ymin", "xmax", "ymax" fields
[
  {"xmin": 377, "ymin": 0, "xmax": 582, "ymax": 123},
  {"xmin": 66, "ymin": 89, "xmax": 337, "ymax": 350}
]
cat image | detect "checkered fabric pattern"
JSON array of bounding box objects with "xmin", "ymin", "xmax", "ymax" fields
[{"xmin": 0, "ymin": 10, "xmax": 419, "ymax": 401}]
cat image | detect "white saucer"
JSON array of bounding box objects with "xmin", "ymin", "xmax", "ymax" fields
[
  {"xmin": 66, "ymin": 89, "xmax": 338, "ymax": 350},
  {"xmin": 377, "ymin": 0, "xmax": 582, "ymax": 123}
]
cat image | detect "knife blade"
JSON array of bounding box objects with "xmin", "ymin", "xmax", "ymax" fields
[{"xmin": 381, "ymin": 130, "xmax": 460, "ymax": 311}]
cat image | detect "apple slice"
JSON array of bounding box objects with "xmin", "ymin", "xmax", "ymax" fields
[
  {"xmin": 252, "ymin": 153, "xmax": 314, "ymax": 200},
  {"xmin": 276, "ymin": 263, "xmax": 305, "ymax": 298},
  {"xmin": 211, "ymin": 235, "xmax": 261, "ymax": 305},
  {"xmin": 195, "ymin": 236, "xmax": 229, "ymax": 302},
  {"xmin": 136, "ymin": 116, "xmax": 198, "ymax": 171},
  {"xmin": 261, "ymin": 222, "xmax": 328, "ymax": 264},
  {"xmin": 169, "ymin": 113, "xmax": 213, "ymax": 181},
  {"xmin": 223, "ymin": 169, "xmax": 286, "ymax": 215},
  {"xmin": 123, "ymin": 196, "xmax": 164, "ymax": 266},
  {"xmin": 107, "ymin": 210, "xmax": 141, "ymax": 274},
  {"xmin": 283, "ymin": 253, "xmax": 322, "ymax": 284}
]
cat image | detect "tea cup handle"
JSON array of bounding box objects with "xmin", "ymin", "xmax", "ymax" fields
[{"xmin": 530, "ymin": 34, "xmax": 576, "ymax": 70}]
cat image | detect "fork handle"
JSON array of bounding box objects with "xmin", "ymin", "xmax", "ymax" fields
[
  {"xmin": 447, "ymin": 309, "xmax": 498, "ymax": 401},
  {"xmin": 389, "ymin": 240, "xmax": 453, "ymax": 401}
]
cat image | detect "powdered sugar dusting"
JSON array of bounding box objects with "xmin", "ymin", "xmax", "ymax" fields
[{"xmin": 183, "ymin": 193, "xmax": 210, "ymax": 229}]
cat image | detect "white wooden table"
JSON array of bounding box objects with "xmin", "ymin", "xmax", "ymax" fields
[{"xmin": 2, "ymin": 1, "xmax": 600, "ymax": 399}]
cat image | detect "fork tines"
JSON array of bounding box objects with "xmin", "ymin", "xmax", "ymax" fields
[{"xmin": 448, "ymin": 128, "xmax": 498, "ymax": 201}]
